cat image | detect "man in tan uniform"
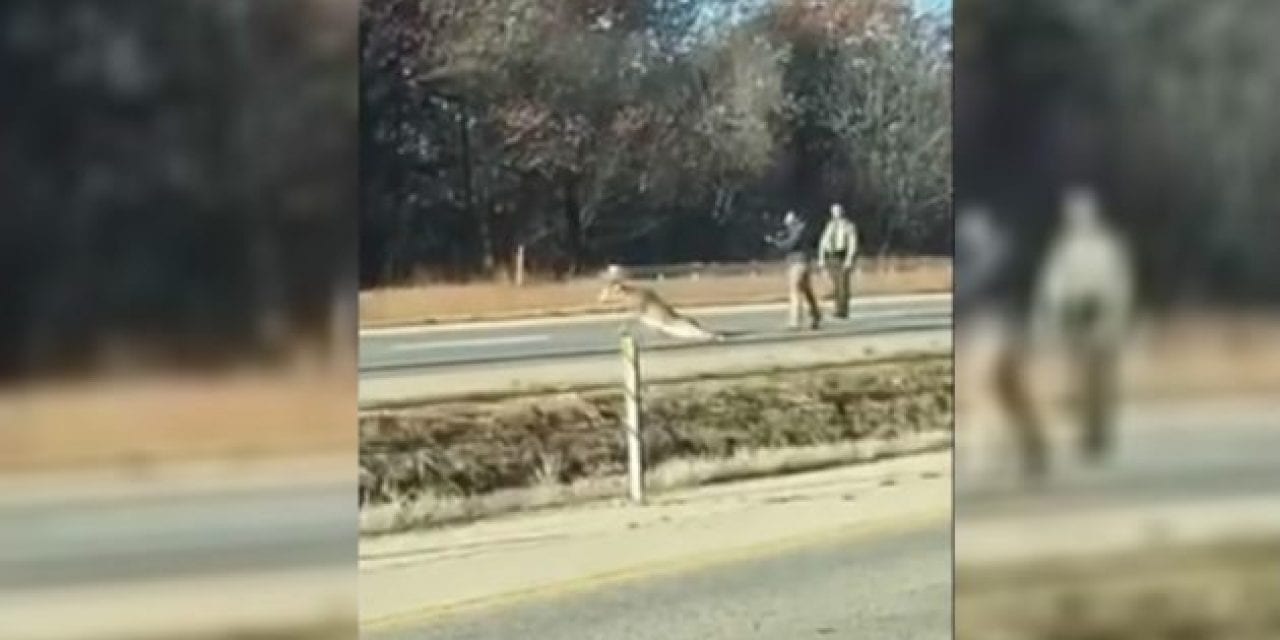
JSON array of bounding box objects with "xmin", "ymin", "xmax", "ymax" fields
[
  {"xmin": 1029, "ymin": 186, "xmax": 1135, "ymax": 467},
  {"xmin": 817, "ymin": 203, "xmax": 858, "ymax": 318},
  {"xmin": 991, "ymin": 187, "xmax": 1136, "ymax": 480}
]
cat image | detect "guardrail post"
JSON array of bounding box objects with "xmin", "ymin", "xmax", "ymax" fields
[{"xmin": 620, "ymin": 331, "xmax": 645, "ymax": 504}]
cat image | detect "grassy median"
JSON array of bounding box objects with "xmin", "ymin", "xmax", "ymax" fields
[{"xmin": 360, "ymin": 356, "xmax": 952, "ymax": 533}]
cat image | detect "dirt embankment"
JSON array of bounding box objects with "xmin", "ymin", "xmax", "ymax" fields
[{"xmin": 359, "ymin": 357, "xmax": 952, "ymax": 529}]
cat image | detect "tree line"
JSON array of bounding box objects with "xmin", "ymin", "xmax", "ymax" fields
[
  {"xmin": 0, "ymin": 1, "xmax": 355, "ymax": 379},
  {"xmin": 360, "ymin": 0, "xmax": 953, "ymax": 286},
  {"xmin": 956, "ymin": 0, "xmax": 1280, "ymax": 309}
]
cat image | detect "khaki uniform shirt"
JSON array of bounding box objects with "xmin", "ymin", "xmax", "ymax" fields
[{"xmin": 819, "ymin": 218, "xmax": 858, "ymax": 260}]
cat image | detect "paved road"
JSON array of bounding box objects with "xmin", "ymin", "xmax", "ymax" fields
[
  {"xmin": 956, "ymin": 399, "xmax": 1280, "ymax": 511},
  {"xmin": 0, "ymin": 462, "xmax": 355, "ymax": 638},
  {"xmin": 370, "ymin": 523, "xmax": 951, "ymax": 640},
  {"xmin": 0, "ymin": 474, "xmax": 352, "ymax": 590},
  {"xmin": 955, "ymin": 398, "xmax": 1280, "ymax": 563},
  {"xmin": 360, "ymin": 294, "xmax": 951, "ymax": 376}
]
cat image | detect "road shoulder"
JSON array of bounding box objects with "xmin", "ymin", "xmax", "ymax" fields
[
  {"xmin": 359, "ymin": 450, "xmax": 951, "ymax": 632},
  {"xmin": 360, "ymin": 329, "xmax": 952, "ymax": 407}
]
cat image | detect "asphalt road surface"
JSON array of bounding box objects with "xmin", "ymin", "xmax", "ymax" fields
[
  {"xmin": 359, "ymin": 294, "xmax": 950, "ymax": 377},
  {"xmin": 956, "ymin": 399, "xmax": 1280, "ymax": 516},
  {"xmin": 0, "ymin": 475, "xmax": 352, "ymax": 590},
  {"xmin": 955, "ymin": 397, "xmax": 1280, "ymax": 571},
  {"xmin": 370, "ymin": 523, "xmax": 951, "ymax": 640}
]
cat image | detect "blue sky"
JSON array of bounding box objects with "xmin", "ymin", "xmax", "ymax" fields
[
  {"xmin": 913, "ymin": 0, "xmax": 952, "ymax": 20},
  {"xmin": 691, "ymin": 0, "xmax": 952, "ymax": 42}
]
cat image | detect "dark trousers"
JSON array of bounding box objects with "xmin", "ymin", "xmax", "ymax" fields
[{"xmin": 824, "ymin": 252, "xmax": 852, "ymax": 317}]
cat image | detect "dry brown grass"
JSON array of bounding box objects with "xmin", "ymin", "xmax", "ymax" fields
[
  {"xmin": 1126, "ymin": 313, "xmax": 1280, "ymax": 397},
  {"xmin": 359, "ymin": 432, "xmax": 950, "ymax": 535},
  {"xmin": 360, "ymin": 257, "xmax": 951, "ymax": 327},
  {"xmin": 956, "ymin": 537, "xmax": 1280, "ymax": 640},
  {"xmin": 358, "ymin": 356, "xmax": 952, "ymax": 532},
  {"xmin": 956, "ymin": 313, "xmax": 1280, "ymax": 420},
  {"xmin": 0, "ymin": 361, "xmax": 354, "ymax": 474}
]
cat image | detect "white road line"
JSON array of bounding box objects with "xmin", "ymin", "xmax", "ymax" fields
[{"xmin": 388, "ymin": 334, "xmax": 551, "ymax": 353}]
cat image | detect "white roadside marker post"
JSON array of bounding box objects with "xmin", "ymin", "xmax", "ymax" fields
[
  {"xmin": 514, "ymin": 244, "xmax": 526, "ymax": 287},
  {"xmin": 621, "ymin": 330, "xmax": 645, "ymax": 504}
]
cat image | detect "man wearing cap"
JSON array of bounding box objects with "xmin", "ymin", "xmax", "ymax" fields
[{"xmin": 765, "ymin": 210, "xmax": 821, "ymax": 330}]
